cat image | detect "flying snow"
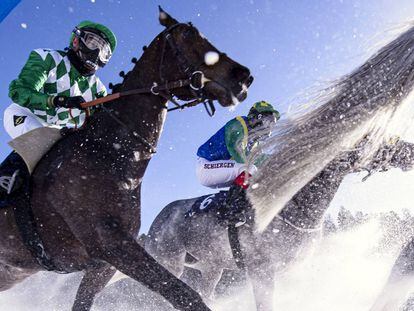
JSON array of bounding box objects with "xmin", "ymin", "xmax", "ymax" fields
[{"xmin": 204, "ymin": 51, "xmax": 220, "ymax": 66}]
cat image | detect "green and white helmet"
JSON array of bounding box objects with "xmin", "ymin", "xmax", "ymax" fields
[{"xmin": 70, "ymin": 21, "xmax": 117, "ymax": 71}]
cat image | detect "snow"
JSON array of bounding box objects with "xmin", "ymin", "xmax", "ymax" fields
[
  {"xmin": 210, "ymin": 221, "xmax": 400, "ymax": 311},
  {"xmin": 1, "ymin": 1, "xmax": 414, "ymax": 310},
  {"xmin": 204, "ymin": 51, "xmax": 219, "ymax": 66},
  {"xmin": 0, "ymin": 218, "xmax": 410, "ymax": 310}
]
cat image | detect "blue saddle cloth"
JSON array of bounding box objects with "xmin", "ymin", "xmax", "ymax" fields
[{"xmin": 185, "ymin": 190, "xmax": 228, "ymax": 218}]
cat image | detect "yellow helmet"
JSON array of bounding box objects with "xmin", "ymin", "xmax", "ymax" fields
[{"xmin": 248, "ymin": 101, "xmax": 280, "ymax": 120}]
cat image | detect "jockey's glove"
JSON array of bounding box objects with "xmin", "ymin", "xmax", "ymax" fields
[{"xmin": 49, "ymin": 95, "xmax": 86, "ymax": 109}]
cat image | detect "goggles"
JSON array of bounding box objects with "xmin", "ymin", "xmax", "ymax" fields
[
  {"xmin": 253, "ymin": 112, "xmax": 277, "ymax": 128},
  {"xmin": 73, "ymin": 27, "xmax": 112, "ymax": 66}
]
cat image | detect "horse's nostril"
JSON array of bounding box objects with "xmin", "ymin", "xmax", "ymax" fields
[
  {"xmin": 231, "ymin": 66, "xmax": 250, "ymax": 81},
  {"xmin": 246, "ymin": 75, "xmax": 254, "ymax": 87}
]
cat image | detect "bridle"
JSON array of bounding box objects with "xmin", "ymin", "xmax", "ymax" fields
[{"xmin": 155, "ymin": 22, "xmax": 217, "ymax": 115}]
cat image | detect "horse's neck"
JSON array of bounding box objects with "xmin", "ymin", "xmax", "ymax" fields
[
  {"xmin": 276, "ymin": 158, "xmax": 352, "ymax": 230},
  {"xmin": 86, "ymin": 39, "xmax": 168, "ymax": 162}
]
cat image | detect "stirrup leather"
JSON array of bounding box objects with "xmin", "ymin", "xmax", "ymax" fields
[{"xmin": 0, "ymin": 170, "xmax": 19, "ymax": 194}]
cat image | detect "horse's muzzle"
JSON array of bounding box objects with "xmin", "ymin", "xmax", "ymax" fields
[
  {"xmin": 235, "ymin": 75, "xmax": 254, "ymax": 103},
  {"xmin": 246, "ymin": 75, "xmax": 254, "ymax": 88}
]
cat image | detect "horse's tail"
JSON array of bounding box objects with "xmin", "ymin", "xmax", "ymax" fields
[{"xmin": 248, "ymin": 22, "xmax": 414, "ymax": 232}]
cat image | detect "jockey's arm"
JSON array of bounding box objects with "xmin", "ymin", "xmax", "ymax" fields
[
  {"xmin": 8, "ymin": 50, "xmax": 54, "ymax": 110},
  {"xmin": 225, "ymin": 119, "xmax": 247, "ymax": 164},
  {"xmin": 94, "ymin": 79, "xmax": 107, "ymax": 98}
]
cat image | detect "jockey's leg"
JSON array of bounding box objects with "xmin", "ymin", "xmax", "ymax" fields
[
  {"xmin": 223, "ymin": 183, "xmax": 250, "ymax": 226},
  {"xmin": 3, "ymin": 103, "xmax": 45, "ymax": 139},
  {"xmin": 1, "ymin": 104, "xmax": 42, "ymax": 205},
  {"xmin": 196, "ymin": 157, "xmax": 249, "ymax": 188},
  {"xmin": 196, "ymin": 158, "xmax": 255, "ymax": 224}
]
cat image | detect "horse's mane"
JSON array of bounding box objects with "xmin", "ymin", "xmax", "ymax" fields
[{"xmin": 248, "ymin": 21, "xmax": 414, "ymax": 232}]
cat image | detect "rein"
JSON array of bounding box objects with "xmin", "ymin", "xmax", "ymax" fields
[{"xmin": 80, "ymin": 73, "xmax": 208, "ymax": 110}]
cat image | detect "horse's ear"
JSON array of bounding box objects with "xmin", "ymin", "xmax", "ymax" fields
[{"xmin": 158, "ymin": 6, "xmax": 178, "ymax": 28}]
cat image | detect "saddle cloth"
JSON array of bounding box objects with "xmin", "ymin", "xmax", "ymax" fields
[{"xmin": 185, "ymin": 190, "xmax": 228, "ymax": 218}]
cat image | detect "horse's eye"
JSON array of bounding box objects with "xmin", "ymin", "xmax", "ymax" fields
[{"xmin": 183, "ymin": 28, "xmax": 196, "ymax": 40}]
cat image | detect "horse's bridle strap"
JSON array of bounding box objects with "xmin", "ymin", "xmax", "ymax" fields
[{"xmin": 80, "ymin": 78, "xmax": 192, "ymax": 109}]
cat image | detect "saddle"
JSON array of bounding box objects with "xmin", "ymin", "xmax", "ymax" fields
[
  {"xmin": 185, "ymin": 190, "xmax": 229, "ymax": 218},
  {"xmin": 185, "ymin": 186, "xmax": 251, "ymax": 227}
]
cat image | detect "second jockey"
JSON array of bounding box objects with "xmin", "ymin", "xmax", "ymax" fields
[{"xmin": 196, "ymin": 100, "xmax": 280, "ymax": 189}]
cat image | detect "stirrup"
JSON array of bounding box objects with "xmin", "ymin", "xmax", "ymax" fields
[
  {"xmin": 0, "ymin": 170, "xmax": 20, "ymax": 194},
  {"xmin": 234, "ymin": 213, "xmax": 247, "ymax": 228}
]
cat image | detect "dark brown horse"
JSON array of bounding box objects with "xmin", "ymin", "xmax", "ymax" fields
[{"xmin": 0, "ymin": 8, "xmax": 252, "ymax": 311}]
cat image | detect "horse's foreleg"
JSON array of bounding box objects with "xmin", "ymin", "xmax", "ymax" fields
[
  {"xmin": 370, "ymin": 238, "xmax": 414, "ymax": 311},
  {"xmin": 182, "ymin": 266, "xmax": 223, "ymax": 302},
  {"xmin": 72, "ymin": 263, "xmax": 115, "ymax": 311},
  {"xmin": 249, "ymin": 265, "xmax": 275, "ymax": 311},
  {"xmin": 0, "ymin": 264, "xmax": 34, "ymax": 292},
  {"xmin": 145, "ymin": 240, "xmax": 186, "ymax": 278},
  {"xmin": 90, "ymin": 223, "xmax": 210, "ymax": 311}
]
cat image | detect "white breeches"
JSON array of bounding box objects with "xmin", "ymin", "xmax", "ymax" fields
[
  {"xmin": 3, "ymin": 103, "xmax": 48, "ymax": 139},
  {"xmin": 196, "ymin": 157, "xmax": 257, "ymax": 189}
]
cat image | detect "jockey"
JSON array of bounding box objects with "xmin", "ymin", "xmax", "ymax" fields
[
  {"xmin": 0, "ymin": 21, "xmax": 117, "ymax": 205},
  {"xmin": 196, "ymin": 101, "xmax": 280, "ymax": 189}
]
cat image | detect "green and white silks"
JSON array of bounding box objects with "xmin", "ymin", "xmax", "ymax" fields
[{"xmin": 8, "ymin": 48, "xmax": 106, "ymax": 130}]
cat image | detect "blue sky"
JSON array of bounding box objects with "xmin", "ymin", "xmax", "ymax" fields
[{"xmin": 1, "ymin": 0, "xmax": 414, "ymax": 232}]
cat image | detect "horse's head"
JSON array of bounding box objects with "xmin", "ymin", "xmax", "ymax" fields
[{"xmin": 157, "ymin": 7, "xmax": 253, "ymax": 107}]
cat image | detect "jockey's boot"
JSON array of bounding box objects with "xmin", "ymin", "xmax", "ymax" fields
[
  {"xmin": 0, "ymin": 151, "xmax": 28, "ymax": 208},
  {"xmin": 225, "ymin": 184, "xmax": 249, "ymax": 227},
  {"xmin": 219, "ymin": 172, "xmax": 251, "ymax": 227}
]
